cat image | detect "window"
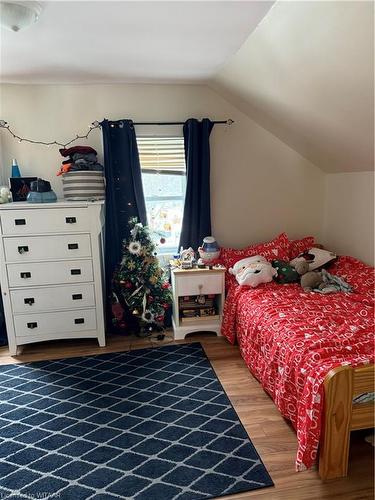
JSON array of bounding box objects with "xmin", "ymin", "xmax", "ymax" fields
[{"xmin": 138, "ymin": 137, "xmax": 186, "ymax": 255}]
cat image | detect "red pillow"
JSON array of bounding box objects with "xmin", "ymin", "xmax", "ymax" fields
[
  {"xmin": 289, "ymin": 236, "xmax": 315, "ymax": 260},
  {"xmin": 220, "ymin": 233, "xmax": 290, "ymax": 270}
]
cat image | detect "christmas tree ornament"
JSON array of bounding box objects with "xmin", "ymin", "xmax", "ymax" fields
[
  {"xmin": 111, "ymin": 293, "xmax": 124, "ymax": 321},
  {"xmin": 128, "ymin": 241, "xmax": 142, "ymax": 255},
  {"xmin": 180, "ymin": 247, "xmax": 195, "ymax": 269},
  {"xmin": 142, "ymin": 310, "xmax": 154, "ymax": 323}
]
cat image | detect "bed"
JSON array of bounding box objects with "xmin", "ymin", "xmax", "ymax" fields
[{"xmin": 221, "ymin": 253, "xmax": 374, "ymax": 479}]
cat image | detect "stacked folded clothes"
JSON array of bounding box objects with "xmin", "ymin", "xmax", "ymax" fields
[{"xmin": 57, "ymin": 146, "xmax": 104, "ymax": 176}]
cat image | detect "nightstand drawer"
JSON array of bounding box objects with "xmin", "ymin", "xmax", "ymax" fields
[{"xmin": 175, "ymin": 273, "xmax": 223, "ymax": 296}]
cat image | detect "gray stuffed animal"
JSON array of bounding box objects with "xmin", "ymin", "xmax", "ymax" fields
[{"xmin": 294, "ymin": 261, "xmax": 324, "ymax": 291}]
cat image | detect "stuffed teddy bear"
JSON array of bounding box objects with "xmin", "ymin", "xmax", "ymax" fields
[
  {"xmin": 229, "ymin": 255, "xmax": 277, "ymax": 287},
  {"xmin": 294, "ymin": 261, "xmax": 324, "ymax": 291},
  {"xmin": 291, "ymin": 247, "xmax": 337, "ymax": 291}
]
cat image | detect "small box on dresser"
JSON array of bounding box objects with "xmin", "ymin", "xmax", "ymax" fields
[
  {"xmin": 0, "ymin": 200, "xmax": 106, "ymax": 355},
  {"xmin": 171, "ymin": 267, "xmax": 226, "ymax": 340}
]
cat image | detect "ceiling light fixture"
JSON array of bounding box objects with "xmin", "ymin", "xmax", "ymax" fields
[{"xmin": 0, "ymin": 1, "xmax": 42, "ymax": 32}]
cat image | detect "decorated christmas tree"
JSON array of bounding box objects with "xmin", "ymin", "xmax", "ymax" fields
[{"xmin": 112, "ymin": 217, "xmax": 172, "ymax": 336}]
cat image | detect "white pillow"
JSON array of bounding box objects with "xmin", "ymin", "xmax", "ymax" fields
[
  {"xmin": 290, "ymin": 247, "xmax": 336, "ymax": 271},
  {"xmin": 229, "ymin": 255, "xmax": 277, "ymax": 287}
]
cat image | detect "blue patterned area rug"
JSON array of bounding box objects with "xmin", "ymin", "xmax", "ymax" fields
[{"xmin": 0, "ymin": 342, "xmax": 273, "ymax": 500}]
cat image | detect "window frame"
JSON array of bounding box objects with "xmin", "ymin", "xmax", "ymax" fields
[{"xmin": 137, "ymin": 136, "xmax": 186, "ymax": 256}]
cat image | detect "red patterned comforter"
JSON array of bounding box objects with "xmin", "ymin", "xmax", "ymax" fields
[{"xmin": 221, "ymin": 256, "xmax": 374, "ymax": 471}]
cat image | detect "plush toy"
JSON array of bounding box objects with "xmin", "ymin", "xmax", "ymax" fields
[
  {"xmin": 0, "ymin": 186, "xmax": 11, "ymax": 204},
  {"xmin": 294, "ymin": 260, "xmax": 310, "ymax": 276},
  {"xmin": 229, "ymin": 255, "xmax": 277, "ymax": 287},
  {"xmin": 293, "ymin": 261, "xmax": 324, "ymax": 290},
  {"xmin": 271, "ymin": 258, "xmax": 323, "ymax": 290},
  {"xmin": 291, "ymin": 248, "xmax": 338, "ymax": 291},
  {"xmin": 301, "ymin": 271, "xmax": 324, "ymax": 291},
  {"xmin": 298, "ymin": 264, "xmax": 352, "ymax": 294},
  {"xmin": 272, "ymin": 259, "xmax": 302, "ymax": 283}
]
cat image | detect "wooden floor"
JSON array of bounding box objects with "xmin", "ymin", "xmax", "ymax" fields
[{"xmin": 0, "ymin": 332, "xmax": 373, "ymax": 500}]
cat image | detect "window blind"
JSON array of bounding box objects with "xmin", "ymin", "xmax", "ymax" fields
[{"xmin": 137, "ymin": 137, "xmax": 185, "ymax": 174}]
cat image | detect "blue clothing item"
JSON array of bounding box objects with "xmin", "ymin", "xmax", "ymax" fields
[{"xmin": 313, "ymin": 269, "xmax": 352, "ymax": 294}]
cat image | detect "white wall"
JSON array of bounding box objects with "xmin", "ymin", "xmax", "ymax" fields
[
  {"xmin": 212, "ymin": 0, "xmax": 374, "ymax": 173},
  {"xmin": 322, "ymin": 172, "xmax": 374, "ymax": 266},
  {"xmin": 0, "ymin": 85, "xmax": 5, "ymax": 184},
  {"xmin": 0, "ymin": 135, "xmax": 3, "ymax": 185},
  {"xmin": 0, "ymin": 83, "xmax": 325, "ymax": 248}
]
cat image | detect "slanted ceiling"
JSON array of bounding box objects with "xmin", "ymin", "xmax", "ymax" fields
[
  {"xmin": 210, "ymin": 1, "xmax": 374, "ymax": 173},
  {"xmin": 0, "ymin": 1, "xmax": 373, "ymax": 174}
]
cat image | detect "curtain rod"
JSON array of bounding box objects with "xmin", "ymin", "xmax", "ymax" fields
[{"xmin": 131, "ymin": 119, "xmax": 234, "ymax": 126}]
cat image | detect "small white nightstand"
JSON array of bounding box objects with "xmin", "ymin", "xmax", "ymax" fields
[{"xmin": 171, "ymin": 267, "xmax": 226, "ymax": 340}]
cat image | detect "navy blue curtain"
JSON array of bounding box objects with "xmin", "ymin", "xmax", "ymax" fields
[
  {"xmin": 179, "ymin": 118, "xmax": 214, "ymax": 250},
  {"xmin": 101, "ymin": 119, "xmax": 147, "ymax": 328}
]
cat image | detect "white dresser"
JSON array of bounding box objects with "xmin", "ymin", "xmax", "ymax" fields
[{"xmin": 0, "ymin": 201, "xmax": 106, "ymax": 355}]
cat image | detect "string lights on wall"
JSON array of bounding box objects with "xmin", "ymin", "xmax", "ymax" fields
[
  {"xmin": 0, "ymin": 120, "xmax": 101, "ymax": 148},
  {"xmin": 0, "ymin": 118, "xmax": 234, "ymax": 148}
]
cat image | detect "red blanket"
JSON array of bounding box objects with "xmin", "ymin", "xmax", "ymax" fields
[{"xmin": 221, "ymin": 256, "xmax": 374, "ymax": 471}]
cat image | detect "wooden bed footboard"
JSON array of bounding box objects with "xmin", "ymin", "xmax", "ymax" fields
[{"xmin": 319, "ymin": 363, "xmax": 374, "ymax": 480}]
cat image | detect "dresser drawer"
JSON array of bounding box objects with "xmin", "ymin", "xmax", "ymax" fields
[
  {"xmin": 7, "ymin": 260, "xmax": 94, "ymax": 287},
  {"xmin": 14, "ymin": 309, "xmax": 97, "ymax": 338},
  {"xmin": 0, "ymin": 208, "xmax": 91, "ymax": 235},
  {"xmin": 10, "ymin": 284, "xmax": 96, "ymax": 313},
  {"xmin": 175, "ymin": 272, "xmax": 223, "ymax": 296},
  {"xmin": 3, "ymin": 234, "xmax": 92, "ymax": 262}
]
